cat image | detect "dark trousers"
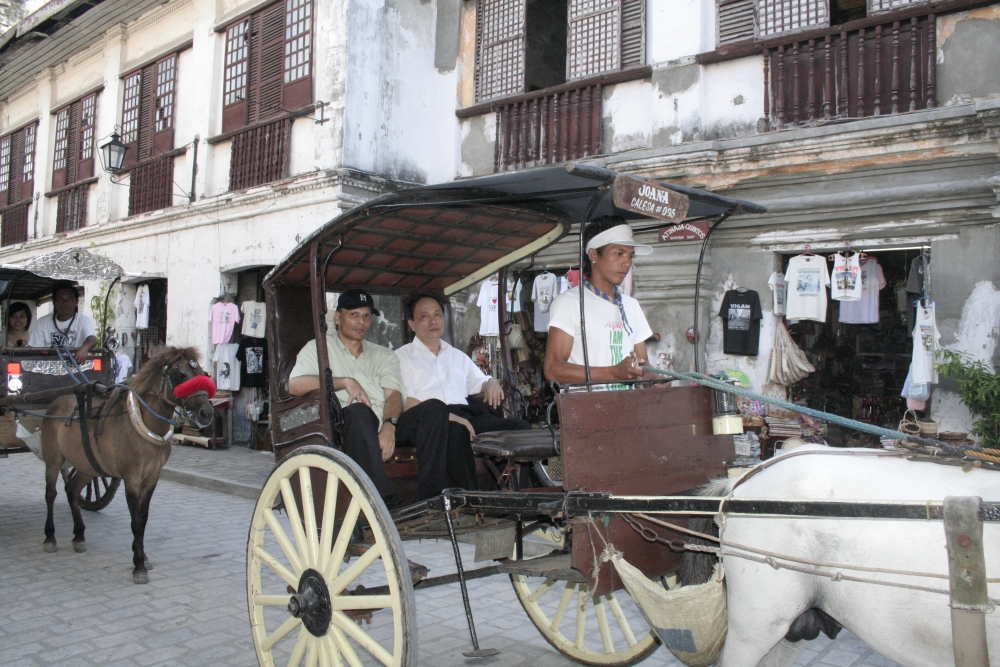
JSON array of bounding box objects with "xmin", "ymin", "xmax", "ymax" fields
[
  {"xmin": 448, "ymin": 404, "xmax": 532, "ymax": 437},
  {"xmin": 396, "ymin": 399, "xmax": 479, "ymax": 500},
  {"xmin": 340, "ymin": 403, "xmax": 394, "ymax": 499}
]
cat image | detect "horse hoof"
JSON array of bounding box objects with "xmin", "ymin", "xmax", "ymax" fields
[
  {"xmin": 43, "ymin": 541, "xmax": 57, "ymax": 553},
  {"xmin": 144, "ymin": 559, "xmax": 154, "ymax": 570},
  {"xmin": 132, "ymin": 570, "xmax": 149, "ymax": 585},
  {"xmin": 72, "ymin": 541, "xmax": 86, "ymax": 553}
]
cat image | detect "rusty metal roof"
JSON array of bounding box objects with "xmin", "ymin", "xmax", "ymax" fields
[{"xmin": 267, "ymin": 164, "xmax": 766, "ymax": 296}]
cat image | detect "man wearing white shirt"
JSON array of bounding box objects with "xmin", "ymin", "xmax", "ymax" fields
[
  {"xmin": 396, "ymin": 293, "xmax": 529, "ymax": 499},
  {"xmin": 29, "ymin": 281, "xmax": 97, "ymax": 365}
]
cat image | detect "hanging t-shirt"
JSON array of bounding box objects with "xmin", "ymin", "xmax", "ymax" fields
[
  {"xmin": 210, "ymin": 301, "xmax": 241, "ymax": 345},
  {"xmin": 213, "ymin": 343, "xmax": 241, "ymax": 391},
  {"xmin": 830, "ymin": 253, "xmax": 862, "ymax": 301},
  {"xmin": 784, "ymin": 255, "xmax": 830, "ymax": 322},
  {"xmin": 565, "ymin": 269, "xmax": 581, "ymax": 288},
  {"xmin": 241, "ymin": 301, "xmax": 266, "ymax": 338},
  {"xmin": 28, "ymin": 313, "xmax": 97, "ymax": 348},
  {"xmin": 767, "ymin": 272, "xmax": 787, "ymax": 316},
  {"xmin": 236, "ymin": 337, "xmax": 268, "ymax": 388},
  {"xmin": 910, "ymin": 303, "xmax": 940, "ymax": 385},
  {"xmin": 557, "ymin": 275, "xmax": 573, "ymax": 294},
  {"xmin": 114, "ymin": 352, "xmax": 133, "ymax": 384},
  {"xmin": 531, "ymin": 273, "xmax": 558, "ymax": 333},
  {"xmin": 547, "ymin": 286, "xmax": 653, "ymax": 390},
  {"xmin": 504, "ymin": 277, "xmax": 522, "ymax": 314},
  {"xmin": 838, "ymin": 259, "xmax": 886, "ymax": 324},
  {"xmin": 134, "ymin": 284, "xmax": 150, "ymax": 329},
  {"xmin": 906, "ymin": 255, "xmax": 927, "ymax": 294},
  {"xmin": 476, "ymin": 279, "xmax": 500, "ymax": 336},
  {"xmin": 719, "ymin": 289, "xmax": 763, "ymax": 356}
]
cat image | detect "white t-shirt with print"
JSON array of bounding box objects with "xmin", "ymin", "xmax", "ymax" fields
[
  {"xmin": 910, "ymin": 303, "xmax": 939, "ymax": 385},
  {"xmin": 477, "ymin": 280, "xmax": 500, "ymax": 336},
  {"xmin": 784, "ymin": 255, "xmax": 830, "ymax": 322},
  {"xmin": 531, "ymin": 273, "xmax": 558, "ymax": 332},
  {"xmin": 547, "ymin": 286, "xmax": 653, "ymax": 389},
  {"xmin": 838, "ymin": 259, "xmax": 886, "ymax": 324},
  {"xmin": 213, "ymin": 343, "xmax": 241, "ymax": 391},
  {"xmin": 830, "ymin": 253, "xmax": 862, "ymax": 301},
  {"xmin": 767, "ymin": 271, "xmax": 787, "ymax": 316},
  {"xmin": 134, "ymin": 284, "xmax": 150, "ymax": 329},
  {"xmin": 29, "ymin": 313, "xmax": 97, "ymax": 349},
  {"xmin": 241, "ymin": 300, "xmax": 267, "ymax": 338}
]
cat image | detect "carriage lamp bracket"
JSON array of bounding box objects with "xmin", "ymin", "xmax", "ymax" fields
[{"xmin": 288, "ymin": 568, "xmax": 332, "ymax": 637}]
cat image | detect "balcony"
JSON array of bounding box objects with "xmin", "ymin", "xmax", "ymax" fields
[
  {"xmin": 0, "ymin": 202, "xmax": 30, "ymax": 247},
  {"xmin": 228, "ymin": 118, "xmax": 291, "ymax": 191},
  {"xmin": 56, "ymin": 182, "xmax": 90, "ymax": 233},
  {"xmin": 129, "ymin": 154, "xmax": 175, "ymax": 217}
]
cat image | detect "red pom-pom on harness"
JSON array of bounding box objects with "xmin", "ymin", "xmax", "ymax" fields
[{"xmin": 174, "ymin": 375, "xmax": 217, "ymax": 400}]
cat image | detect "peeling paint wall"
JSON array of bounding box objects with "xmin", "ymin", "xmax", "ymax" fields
[{"xmin": 937, "ymin": 7, "xmax": 1000, "ymax": 105}]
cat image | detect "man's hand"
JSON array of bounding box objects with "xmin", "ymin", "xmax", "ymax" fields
[
  {"xmin": 482, "ymin": 378, "xmax": 505, "ymax": 409},
  {"xmin": 378, "ymin": 424, "xmax": 395, "ymax": 461},
  {"xmin": 74, "ymin": 347, "xmax": 90, "ymax": 365},
  {"xmin": 613, "ymin": 351, "xmax": 644, "ymax": 381},
  {"xmin": 342, "ymin": 378, "xmax": 371, "ymax": 407},
  {"xmin": 449, "ymin": 413, "xmax": 475, "ymax": 439}
]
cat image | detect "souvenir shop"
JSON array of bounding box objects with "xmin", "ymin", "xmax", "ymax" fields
[
  {"xmin": 718, "ymin": 244, "xmax": 941, "ymax": 453},
  {"xmin": 114, "ymin": 278, "xmax": 167, "ymax": 380}
]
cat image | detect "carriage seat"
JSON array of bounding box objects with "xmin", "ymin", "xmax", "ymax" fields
[{"xmin": 472, "ymin": 429, "xmax": 559, "ymax": 462}]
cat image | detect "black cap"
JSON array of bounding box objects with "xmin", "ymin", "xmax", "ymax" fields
[{"xmin": 337, "ymin": 289, "xmax": 380, "ymax": 315}]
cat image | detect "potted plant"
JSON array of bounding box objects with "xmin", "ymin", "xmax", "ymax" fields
[{"xmin": 936, "ymin": 350, "xmax": 1000, "ymax": 449}]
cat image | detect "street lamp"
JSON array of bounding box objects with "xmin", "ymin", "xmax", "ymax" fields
[{"xmin": 99, "ymin": 131, "xmax": 129, "ymax": 174}]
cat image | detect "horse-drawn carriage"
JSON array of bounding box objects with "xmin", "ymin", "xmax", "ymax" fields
[{"xmin": 254, "ymin": 164, "xmax": 998, "ymax": 667}]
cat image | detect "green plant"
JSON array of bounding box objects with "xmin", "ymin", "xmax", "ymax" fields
[
  {"xmin": 89, "ymin": 280, "xmax": 115, "ymax": 347},
  {"xmin": 936, "ymin": 349, "xmax": 1000, "ymax": 449}
]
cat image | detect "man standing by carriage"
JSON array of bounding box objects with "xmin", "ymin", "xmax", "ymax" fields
[
  {"xmin": 28, "ymin": 280, "xmax": 97, "ymax": 365},
  {"xmin": 545, "ymin": 216, "xmax": 656, "ymax": 387}
]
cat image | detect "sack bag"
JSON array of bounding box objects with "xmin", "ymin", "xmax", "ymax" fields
[
  {"xmin": 899, "ymin": 409, "xmax": 920, "ymax": 436},
  {"xmin": 611, "ymin": 556, "xmax": 727, "ymax": 667}
]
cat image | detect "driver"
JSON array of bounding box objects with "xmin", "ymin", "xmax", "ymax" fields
[
  {"xmin": 544, "ymin": 216, "xmax": 655, "ymax": 387},
  {"xmin": 29, "ymin": 281, "xmax": 97, "ymax": 365}
]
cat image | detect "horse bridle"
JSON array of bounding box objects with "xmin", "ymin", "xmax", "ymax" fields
[{"xmin": 128, "ymin": 360, "xmax": 207, "ymax": 446}]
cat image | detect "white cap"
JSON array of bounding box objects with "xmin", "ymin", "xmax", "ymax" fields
[{"xmin": 585, "ymin": 224, "xmax": 653, "ymax": 255}]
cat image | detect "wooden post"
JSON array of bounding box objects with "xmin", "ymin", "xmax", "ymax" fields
[
  {"xmin": 857, "ymin": 28, "xmax": 866, "ymax": 116},
  {"xmin": 909, "ymin": 17, "xmax": 919, "ymax": 111},
  {"xmin": 763, "ymin": 48, "xmax": 772, "ymax": 127},
  {"xmin": 823, "ymin": 37, "xmax": 832, "ymax": 119},
  {"xmin": 806, "ymin": 39, "xmax": 816, "ymax": 121},
  {"xmin": 890, "ymin": 21, "xmax": 900, "ymax": 114},
  {"xmin": 776, "ymin": 45, "xmax": 785, "ymax": 128},
  {"xmin": 943, "ymin": 496, "xmax": 990, "ymax": 667},
  {"xmin": 791, "ymin": 42, "xmax": 800, "ymax": 124},
  {"xmin": 839, "ymin": 32, "xmax": 849, "ymax": 117},
  {"xmin": 873, "ymin": 25, "xmax": 882, "ymax": 115},
  {"xmin": 926, "ymin": 14, "xmax": 936, "ymax": 108}
]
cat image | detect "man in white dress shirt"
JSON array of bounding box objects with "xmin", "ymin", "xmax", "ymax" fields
[{"xmin": 395, "ymin": 292, "xmax": 529, "ymax": 499}]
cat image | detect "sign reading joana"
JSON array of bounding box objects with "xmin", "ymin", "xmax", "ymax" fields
[{"xmin": 612, "ymin": 174, "xmax": 690, "ymax": 223}]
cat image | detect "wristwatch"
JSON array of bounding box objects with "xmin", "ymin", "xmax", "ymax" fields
[{"xmin": 383, "ymin": 417, "xmax": 398, "ymax": 426}]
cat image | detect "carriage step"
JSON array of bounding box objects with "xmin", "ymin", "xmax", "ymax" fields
[{"xmin": 497, "ymin": 554, "xmax": 585, "ymax": 583}]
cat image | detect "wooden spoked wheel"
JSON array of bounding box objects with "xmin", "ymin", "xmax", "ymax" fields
[
  {"xmin": 247, "ymin": 446, "xmax": 416, "ymax": 667},
  {"xmin": 73, "ymin": 470, "xmax": 120, "ymax": 512},
  {"xmin": 511, "ymin": 571, "xmax": 660, "ymax": 667}
]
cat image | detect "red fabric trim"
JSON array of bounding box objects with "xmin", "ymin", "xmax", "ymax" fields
[{"xmin": 174, "ymin": 375, "xmax": 217, "ymax": 399}]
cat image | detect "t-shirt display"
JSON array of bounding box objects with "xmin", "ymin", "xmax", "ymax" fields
[
  {"xmin": 531, "ymin": 272, "xmax": 558, "ymax": 333},
  {"xmin": 906, "ymin": 255, "xmax": 927, "ymax": 294},
  {"xmin": 114, "ymin": 352, "xmax": 133, "ymax": 384},
  {"xmin": 719, "ymin": 289, "xmax": 763, "ymax": 356},
  {"xmin": 209, "ymin": 301, "xmax": 240, "ymax": 345},
  {"xmin": 910, "ymin": 303, "xmax": 939, "ymax": 385},
  {"xmin": 504, "ymin": 277, "xmax": 522, "ymax": 314},
  {"xmin": 784, "ymin": 255, "xmax": 830, "ymax": 322},
  {"xmin": 213, "ymin": 342, "xmax": 241, "ymax": 391},
  {"xmin": 767, "ymin": 271, "xmax": 787, "ymax": 316},
  {"xmin": 28, "ymin": 313, "xmax": 96, "ymax": 348},
  {"xmin": 547, "ymin": 285, "xmax": 653, "ymax": 390},
  {"xmin": 838, "ymin": 258, "xmax": 886, "ymax": 324},
  {"xmin": 830, "ymin": 253, "xmax": 862, "ymax": 301},
  {"xmin": 134, "ymin": 283, "xmax": 150, "ymax": 329},
  {"xmin": 565, "ymin": 269, "xmax": 581, "ymax": 288},
  {"xmin": 236, "ymin": 337, "xmax": 268, "ymax": 388},
  {"xmin": 476, "ymin": 279, "xmax": 499, "ymax": 336},
  {"xmin": 557, "ymin": 275, "xmax": 573, "ymax": 294},
  {"xmin": 241, "ymin": 301, "xmax": 266, "ymax": 338}
]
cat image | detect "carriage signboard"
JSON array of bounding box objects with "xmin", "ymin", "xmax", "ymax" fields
[
  {"xmin": 612, "ymin": 174, "xmax": 690, "ymax": 223},
  {"xmin": 658, "ymin": 221, "xmax": 710, "ymax": 242}
]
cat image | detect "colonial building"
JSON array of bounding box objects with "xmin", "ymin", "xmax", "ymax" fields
[{"xmin": 0, "ymin": 0, "xmax": 997, "ymax": 439}]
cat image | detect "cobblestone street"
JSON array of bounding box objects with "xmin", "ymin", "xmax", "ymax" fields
[{"xmin": 0, "ymin": 449, "xmax": 902, "ymax": 667}]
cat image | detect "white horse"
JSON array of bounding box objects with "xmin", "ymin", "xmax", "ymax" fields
[{"xmin": 714, "ymin": 445, "xmax": 998, "ymax": 667}]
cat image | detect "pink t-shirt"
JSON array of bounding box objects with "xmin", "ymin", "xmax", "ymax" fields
[{"xmin": 210, "ymin": 302, "xmax": 241, "ymax": 344}]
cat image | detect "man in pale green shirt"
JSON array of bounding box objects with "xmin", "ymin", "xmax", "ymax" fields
[{"xmin": 289, "ymin": 289, "xmax": 406, "ymax": 506}]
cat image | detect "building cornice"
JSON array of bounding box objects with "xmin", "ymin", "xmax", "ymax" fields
[{"xmin": 125, "ymin": 0, "xmax": 193, "ymax": 37}]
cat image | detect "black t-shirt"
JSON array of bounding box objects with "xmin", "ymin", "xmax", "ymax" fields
[
  {"xmin": 719, "ymin": 289, "xmax": 763, "ymax": 356},
  {"xmin": 236, "ymin": 337, "xmax": 268, "ymax": 388}
]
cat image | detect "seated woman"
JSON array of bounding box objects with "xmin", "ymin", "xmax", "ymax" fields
[
  {"xmin": 6, "ymin": 301, "xmax": 31, "ymax": 348},
  {"xmin": 395, "ymin": 292, "xmax": 529, "ymax": 500}
]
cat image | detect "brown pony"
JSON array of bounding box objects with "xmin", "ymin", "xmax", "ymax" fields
[{"xmin": 41, "ymin": 346, "xmax": 215, "ymax": 583}]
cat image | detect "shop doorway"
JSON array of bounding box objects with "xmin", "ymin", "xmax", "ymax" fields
[
  {"xmin": 781, "ymin": 248, "xmax": 926, "ymax": 447},
  {"xmin": 134, "ymin": 279, "xmax": 167, "ymax": 374}
]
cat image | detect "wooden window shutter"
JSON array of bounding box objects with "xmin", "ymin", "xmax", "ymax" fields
[
  {"xmin": 8, "ymin": 131, "xmax": 24, "ymax": 204},
  {"xmin": 153, "ymin": 55, "xmax": 177, "ymax": 155},
  {"xmin": 756, "ymin": 0, "xmax": 828, "ymax": 38},
  {"xmin": 0, "ymin": 136, "xmax": 10, "ymax": 205},
  {"xmin": 249, "ymin": 3, "xmax": 286, "ymax": 125},
  {"xmin": 282, "ymin": 0, "xmax": 313, "ymax": 109},
  {"xmin": 52, "ymin": 96, "xmax": 97, "ymax": 188},
  {"xmin": 121, "ymin": 72, "xmax": 143, "ymax": 168},
  {"xmin": 718, "ymin": 0, "xmax": 755, "ymax": 45},
  {"xmin": 474, "ymin": 0, "xmax": 526, "ymax": 102},
  {"xmin": 77, "ymin": 94, "xmax": 95, "ymax": 180},
  {"xmin": 21, "ymin": 124, "xmax": 35, "ymax": 202},
  {"xmin": 52, "ymin": 107, "xmax": 71, "ymax": 189},
  {"xmin": 619, "ymin": 0, "xmax": 645, "ymax": 68},
  {"xmin": 567, "ymin": 0, "xmax": 620, "ymax": 80},
  {"xmin": 223, "ymin": 19, "xmax": 251, "ymax": 132},
  {"xmin": 136, "ymin": 67, "xmax": 156, "ymax": 162},
  {"xmin": 0, "ymin": 123, "xmax": 36, "ymax": 207}
]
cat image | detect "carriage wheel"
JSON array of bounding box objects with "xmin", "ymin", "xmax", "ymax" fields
[
  {"xmin": 69, "ymin": 469, "xmax": 120, "ymax": 512},
  {"xmin": 247, "ymin": 446, "xmax": 416, "ymax": 667},
  {"xmin": 511, "ymin": 572, "xmax": 659, "ymax": 667}
]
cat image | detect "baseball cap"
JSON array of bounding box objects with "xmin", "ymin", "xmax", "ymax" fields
[
  {"xmin": 585, "ymin": 224, "xmax": 653, "ymax": 255},
  {"xmin": 337, "ymin": 289, "xmax": 380, "ymax": 315}
]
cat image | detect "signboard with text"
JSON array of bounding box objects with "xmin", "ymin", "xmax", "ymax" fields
[
  {"xmin": 658, "ymin": 221, "xmax": 710, "ymax": 242},
  {"xmin": 612, "ymin": 174, "xmax": 690, "ymax": 223}
]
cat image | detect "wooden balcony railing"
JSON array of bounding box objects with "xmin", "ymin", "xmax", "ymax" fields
[
  {"xmin": 129, "ymin": 154, "xmax": 175, "ymax": 217},
  {"xmin": 0, "ymin": 201, "xmax": 30, "ymax": 247},
  {"xmin": 494, "ymin": 82, "xmax": 603, "ymax": 172},
  {"xmin": 764, "ymin": 13, "xmax": 936, "ymax": 128},
  {"xmin": 229, "ymin": 118, "xmax": 291, "ymax": 191},
  {"xmin": 56, "ymin": 183, "xmax": 89, "ymax": 233}
]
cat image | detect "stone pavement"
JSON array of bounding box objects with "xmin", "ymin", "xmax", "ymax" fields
[{"xmin": 0, "ymin": 447, "xmax": 903, "ymax": 667}]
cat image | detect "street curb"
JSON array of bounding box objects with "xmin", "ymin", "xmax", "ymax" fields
[{"xmin": 160, "ymin": 467, "xmax": 262, "ymax": 500}]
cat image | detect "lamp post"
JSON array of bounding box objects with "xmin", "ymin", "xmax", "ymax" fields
[{"xmin": 98, "ymin": 131, "xmax": 129, "ymax": 174}]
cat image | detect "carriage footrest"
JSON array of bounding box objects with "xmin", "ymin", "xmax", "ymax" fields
[
  {"xmin": 472, "ymin": 430, "xmax": 559, "ymax": 462},
  {"xmin": 497, "ymin": 554, "xmax": 585, "ymax": 583}
]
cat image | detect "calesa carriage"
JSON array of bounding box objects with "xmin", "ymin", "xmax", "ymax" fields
[{"xmin": 255, "ymin": 164, "xmax": 998, "ymax": 667}]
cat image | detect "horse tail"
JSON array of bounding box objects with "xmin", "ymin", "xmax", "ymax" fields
[{"xmin": 696, "ymin": 475, "xmax": 738, "ymax": 497}]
